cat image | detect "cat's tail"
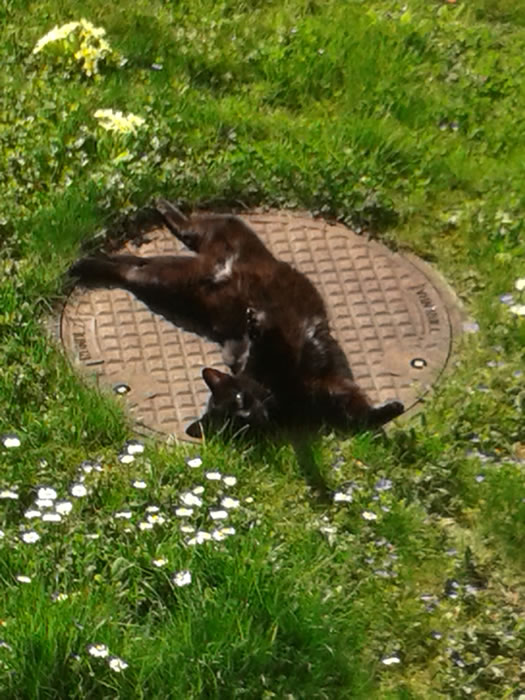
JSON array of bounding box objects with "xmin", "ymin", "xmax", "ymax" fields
[
  {"xmin": 336, "ymin": 378, "xmax": 404, "ymax": 429},
  {"xmin": 366, "ymin": 399, "xmax": 404, "ymax": 428},
  {"xmin": 156, "ymin": 198, "xmax": 189, "ymax": 235}
]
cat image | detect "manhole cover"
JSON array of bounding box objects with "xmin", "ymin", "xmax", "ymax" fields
[{"xmin": 60, "ymin": 210, "xmax": 465, "ymax": 439}]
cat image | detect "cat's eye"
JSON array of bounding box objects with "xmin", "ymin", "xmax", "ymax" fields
[{"xmin": 235, "ymin": 392, "xmax": 244, "ymax": 408}]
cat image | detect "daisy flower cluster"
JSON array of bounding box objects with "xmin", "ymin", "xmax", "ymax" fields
[
  {"xmin": 0, "ymin": 433, "xmax": 256, "ymax": 667},
  {"xmin": 112, "ymin": 451, "xmax": 252, "ymax": 551},
  {"xmin": 15, "ymin": 455, "xmax": 105, "ymax": 547},
  {"xmin": 109, "ymin": 449, "xmax": 254, "ymax": 596},
  {"xmin": 32, "ymin": 18, "xmax": 116, "ymax": 77},
  {"xmin": 87, "ymin": 643, "xmax": 128, "ymax": 673}
]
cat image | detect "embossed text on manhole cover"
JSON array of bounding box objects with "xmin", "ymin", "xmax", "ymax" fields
[{"xmin": 61, "ymin": 210, "xmax": 465, "ymax": 439}]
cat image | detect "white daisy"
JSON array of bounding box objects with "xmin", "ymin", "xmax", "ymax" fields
[
  {"xmin": 509, "ymin": 304, "xmax": 525, "ymax": 316},
  {"xmin": 214, "ymin": 525, "xmax": 239, "ymax": 540},
  {"xmin": 222, "ymin": 475, "xmax": 237, "ymax": 487},
  {"xmin": 37, "ymin": 487, "xmax": 57, "ymax": 501},
  {"xmin": 125, "ymin": 440, "xmax": 145, "ymax": 455},
  {"xmin": 382, "ymin": 655, "xmax": 401, "ymax": 666},
  {"xmin": 114, "ymin": 510, "xmax": 132, "ymax": 519},
  {"xmin": 24, "ymin": 509, "xmax": 42, "ymax": 519},
  {"xmin": 209, "ymin": 509, "xmax": 228, "ymax": 520},
  {"xmin": 515, "ymin": 278, "xmax": 525, "ymax": 292},
  {"xmin": 1, "ymin": 434, "xmax": 21, "ymax": 448},
  {"xmin": 362, "ymin": 510, "xmax": 378, "ymax": 521},
  {"xmin": 138, "ymin": 521, "xmax": 153, "ymax": 531},
  {"xmin": 152, "ymin": 558, "xmax": 168, "ymax": 568},
  {"xmin": 220, "ymin": 526, "xmax": 236, "ymax": 536},
  {"xmin": 145, "ymin": 505, "xmax": 160, "ymax": 514},
  {"xmin": 16, "ymin": 575, "xmax": 32, "ymax": 584},
  {"xmin": 55, "ymin": 500, "xmax": 73, "ymax": 515},
  {"xmin": 320, "ymin": 525, "xmax": 337, "ymax": 535},
  {"xmin": 87, "ymin": 643, "xmax": 109, "ymax": 658},
  {"xmin": 42, "ymin": 512, "xmax": 62, "ymax": 523},
  {"xmin": 172, "ymin": 570, "xmax": 192, "ymax": 587},
  {"xmin": 0, "ymin": 489, "xmax": 19, "ymax": 500},
  {"xmin": 185, "ymin": 456, "xmax": 202, "ymax": 469},
  {"xmin": 244, "ymin": 496, "xmax": 254, "ymax": 504},
  {"xmin": 51, "ymin": 592, "xmax": 69, "ymax": 602},
  {"xmin": 146, "ymin": 514, "xmax": 166, "ymax": 526},
  {"xmin": 131, "ymin": 479, "xmax": 147, "ymax": 490},
  {"xmin": 79, "ymin": 460, "xmax": 97, "ymax": 474},
  {"xmin": 180, "ymin": 493, "xmax": 202, "ymax": 508},
  {"xmin": 174, "ymin": 507, "xmax": 194, "ymax": 518},
  {"xmin": 192, "ymin": 486, "xmax": 205, "ymax": 495},
  {"xmin": 118, "ymin": 453, "xmax": 134, "ymax": 464},
  {"xmin": 180, "ymin": 524, "xmax": 196, "ymax": 534},
  {"xmin": 70, "ymin": 483, "xmax": 88, "ymax": 498},
  {"xmin": 187, "ymin": 531, "xmax": 212, "ymax": 545},
  {"xmin": 333, "ymin": 491, "xmax": 352, "ymax": 503},
  {"xmin": 108, "ymin": 656, "xmax": 129, "ymax": 672},
  {"xmin": 35, "ymin": 498, "xmax": 53, "ymax": 508},
  {"xmin": 205, "ymin": 471, "xmax": 222, "ymax": 481},
  {"xmin": 21, "ymin": 530, "xmax": 40, "ymax": 544},
  {"xmin": 221, "ymin": 497, "xmax": 240, "ymax": 510}
]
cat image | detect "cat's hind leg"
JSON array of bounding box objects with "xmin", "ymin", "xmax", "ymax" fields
[{"xmin": 156, "ymin": 198, "xmax": 210, "ymax": 252}]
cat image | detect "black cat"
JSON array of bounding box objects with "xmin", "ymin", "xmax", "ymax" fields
[
  {"xmin": 70, "ymin": 199, "xmax": 404, "ymax": 437},
  {"xmin": 185, "ymin": 367, "xmax": 275, "ymax": 439}
]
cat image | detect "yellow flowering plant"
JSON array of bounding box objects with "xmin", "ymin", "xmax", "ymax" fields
[
  {"xmin": 32, "ymin": 18, "xmax": 119, "ymax": 77},
  {"xmin": 93, "ymin": 109, "xmax": 146, "ymax": 135}
]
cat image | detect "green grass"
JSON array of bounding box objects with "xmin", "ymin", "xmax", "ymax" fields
[{"xmin": 1, "ymin": 0, "xmax": 525, "ymax": 696}]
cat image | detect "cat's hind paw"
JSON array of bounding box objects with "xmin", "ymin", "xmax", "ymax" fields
[{"xmin": 155, "ymin": 198, "xmax": 188, "ymax": 232}]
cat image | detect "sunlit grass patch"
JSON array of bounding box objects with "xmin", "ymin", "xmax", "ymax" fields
[{"xmin": 1, "ymin": 0, "xmax": 525, "ymax": 696}]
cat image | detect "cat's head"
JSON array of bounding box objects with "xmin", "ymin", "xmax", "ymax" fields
[{"xmin": 186, "ymin": 368, "xmax": 274, "ymax": 439}]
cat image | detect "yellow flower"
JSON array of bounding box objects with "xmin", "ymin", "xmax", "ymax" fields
[
  {"xmin": 32, "ymin": 18, "xmax": 115, "ymax": 77},
  {"xmin": 33, "ymin": 21, "xmax": 80, "ymax": 54},
  {"xmin": 94, "ymin": 109, "xmax": 146, "ymax": 134}
]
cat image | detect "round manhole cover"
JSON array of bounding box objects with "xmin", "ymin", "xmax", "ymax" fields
[{"xmin": 61, "ymin": 210, "xmax": 465, "ymax": 439}]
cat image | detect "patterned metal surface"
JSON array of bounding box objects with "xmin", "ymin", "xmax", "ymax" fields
[{"xmin": 61, "ymin": 210, "xmax": 464, "ymax": 439}]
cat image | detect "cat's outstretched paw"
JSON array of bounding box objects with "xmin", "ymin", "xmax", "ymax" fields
[{"xmin": 69, "ymin": 255, "xmax": 113, "ymax": 285}]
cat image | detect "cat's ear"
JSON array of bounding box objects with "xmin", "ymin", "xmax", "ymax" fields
[
  {"xmin": 186, "ymin": 420, "xmax": 203, "ymax": 439},
  {"xmin": 202, "ymin": 367, "xmax": 230, "ymax": 392}
]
